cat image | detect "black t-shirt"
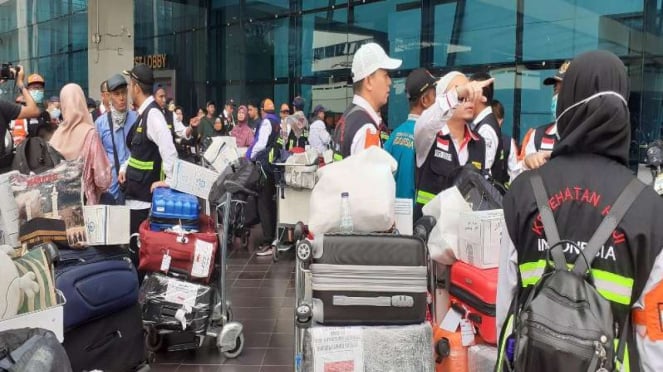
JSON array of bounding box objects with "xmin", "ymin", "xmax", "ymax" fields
[{"xmin": 0, "ymin": 99, "xmax": 21, "ymax": 132}]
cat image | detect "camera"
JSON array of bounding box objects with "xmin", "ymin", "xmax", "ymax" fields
[{"xmin": 0, "ymin": 63, "xmax": 18, "ymax": 80}]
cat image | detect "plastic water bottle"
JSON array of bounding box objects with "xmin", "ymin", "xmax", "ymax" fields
[{"xmin": 339, "ymin": 192, "xmax": 354, "ymax": 233}]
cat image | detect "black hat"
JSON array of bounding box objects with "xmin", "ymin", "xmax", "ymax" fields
[
  {"xmin": 406, "ymin": 68, "xmax": 437, "ymax": 101},
  {"xmin": 123, "ymin": 63, "xmax": 154, "ymax": 86},
  {"xmin": 543, "ymin": 61, "xmax": 571, "ymax": 86},
  {"xmin": 313, "ymin": 104, "xmax": 326, "ymax": 114},
  {"xmin": 292, "ymin": 96, "xmax": 305, "ymax": 111},
  {"xmin": 225, "ymin": 99, "xmax": 236, "ymax": 107},
  {"xmin": 107, "ymin": 73, "xmax": 128, "ymax": 91},
  {"xmin": 86, "ymin": 97, "xmax": 97, "ymax": 109}
]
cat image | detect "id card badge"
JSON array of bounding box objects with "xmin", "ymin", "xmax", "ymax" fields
[{"xmin": 161, "ymin": 251, "xmax": 172, "ymax": 272}]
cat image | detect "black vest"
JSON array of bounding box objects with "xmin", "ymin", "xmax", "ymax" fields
[
  {"xmin": 533, "ymin": 122, "xmax": 557, "ymax": 152},
  {"xmin": 333, "ymin": 104, "xmax": 378, "ymax": 159},
  {"xmin": 252, "ymin": 114, "xmax": 282, "ymax": 172},
  {"xmin": 125, "ymin": 101, "xmax": 165, "ymax": 203},
  {"xmin": 415, "ymin": 127, "xmax": 486, "ymax": 217},
  {"xmin": 475, "ymin": 113, "xmax": 507, "ymax": 184},
  {"xmin": 286, "ymin": 129, "xmax": 308, "ymax": 150}
]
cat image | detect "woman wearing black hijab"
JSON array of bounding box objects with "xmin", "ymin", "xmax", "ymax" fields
[{"xmin": 496, "ymin": 50, "xmax": 663, "ymax": 372}]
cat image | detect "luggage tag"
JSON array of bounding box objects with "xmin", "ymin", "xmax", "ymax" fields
[
  {"xmin": 440, "ymin": 307, "xmax": 463, "ymax": 332},
  {"xmin": 459, "ymin": 303, "xmax": 475, "ymax": 347},
  {"xmin": 161, "ymin": 250, "xmax": 172, "ymax": 272}
]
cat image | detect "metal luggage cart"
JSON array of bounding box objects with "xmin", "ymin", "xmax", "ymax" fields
[
  {"xmin": 271, "ymin": 163, "xmax": 314, "ymax": 262},
  {"xmin": 143, "ymin": 183, "xmax": 253, "ymax": 360},
  {"xmin": 292, "ymin": 217, "xmax": 437, "ymax": 371}
]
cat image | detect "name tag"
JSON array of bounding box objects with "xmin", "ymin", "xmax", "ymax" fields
[{"xmin": 434, "ymin": 149, "xmax": 452, "ymax": 161}]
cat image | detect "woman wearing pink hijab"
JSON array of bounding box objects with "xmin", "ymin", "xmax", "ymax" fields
[
  {"xmin": 230, "ymin": 105, "xmax": 253, "ymax": 147},
  {"xmin": 49, "ymin": 83, "xmax": 111, "ymax": 204}
]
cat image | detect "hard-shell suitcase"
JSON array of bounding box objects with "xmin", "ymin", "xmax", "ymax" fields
[
  {"xmin": 55, "ymin": 246, "xmax": 139, "ymax": 330},
  {"xmin": 309, "ymin": 233, "xmax": 428, "ymax": 325},
  {"xmin": 448, "ymin": 261, "xmax": 497, "ymax": 344},
  {"xmin": 63, "ymin": 303, "xmax": 147, "ymax": 372},
  {"xmin": 138, "ymin": 215, "xmax": 218, "ymax": 283},
  {"xmin": 139, "ymin": 273, "xmax": 214, "ymax": 334},
  {"xmin": 150, "ymin": 188, "xmax": 200, "ymax": 231}
]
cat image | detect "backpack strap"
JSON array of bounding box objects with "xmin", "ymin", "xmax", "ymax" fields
[
  {"xmin": 572, "ymin": 178, "xmax": 644, "ymax": 275},
  {"xmin": 107, "ymin": 111, "xmax": 121, "ymax": 177},
  {"xmin": 530, "ymin": 173, "xmax": 567, "ymax": 271}
]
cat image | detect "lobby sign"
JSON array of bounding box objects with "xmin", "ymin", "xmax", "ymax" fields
[{"xmin": 134, "ymin": 54, "xmax": 168, "ymax": 69}]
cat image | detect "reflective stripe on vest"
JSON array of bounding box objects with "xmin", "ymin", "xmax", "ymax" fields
[
  {"xmin": 496, "ymin": 314, "xmax": 514, "ymax": 371},
  {"xmin": 519, "ymin": 259, "xmax": 634, "ymax": 305},
  {"xmin": 415, "ymin": 190, "xmax": 436, "ymax": 206},
  {"xmin": 614, "ymin": 338, "xmax": 630, "ymax": 372},
  {"xmin": 128, "ymin": 156, "xmax": 155, "ymax": 171},
  {"xmin": 333, "ymin": 152, "xmax": 343, "ymax": 161}
]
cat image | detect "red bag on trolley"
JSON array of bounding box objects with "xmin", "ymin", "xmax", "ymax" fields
[{"xmin": 138, "ymin": 215, "xmax": 218, "ymax": 283}]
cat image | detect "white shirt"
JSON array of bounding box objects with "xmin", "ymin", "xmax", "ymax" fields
[
  {"xmin": 349, "ymin": 95, "xmax": 383, "ymax": 156},
  {"xmin": 472, "ymin": 106, "xmax": 499, "ymax": 170},
  {"xmin": 99, "ymin": 102, "xmax": 108, "ymax": 115},
  {"xmin": 121, "ymin": 96, "xmax": 179, "ymax": 209},
  {"xmin": 309, "ymin": 118, "xmax": 331, "ymax": 154},
  {"xmin": 414, "ymin": 90, "xmax": 460, "ymax": 167},
  {"xmin": 250, "ymin": 117, "xmax": 273, "ymax": 160},
  {"xmin": 520, "ymin": 123, "xmax": 557, "ymax": 172},
  {"xmin": 507, "ymin": 137, "xmax": 522, "ymax": 182},
  {"xmin": 173, "ymin": 113, "xmax": 191, "ymax": 140}
]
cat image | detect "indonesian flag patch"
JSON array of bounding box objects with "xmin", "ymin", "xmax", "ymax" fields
[
  {"xmin": 436, "ymin": 137, "xmax": 449, "ymax": 152},
  {"xmin": 541, "ymin": 137, "xmax": 555, "ymax": 150}
]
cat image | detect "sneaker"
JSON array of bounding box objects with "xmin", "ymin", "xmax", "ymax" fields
[{"xmin": 256, "ymin": 245, "xmax": 274, "ymax": 256}]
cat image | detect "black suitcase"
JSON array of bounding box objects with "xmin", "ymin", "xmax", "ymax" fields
[
  {"xmin": 309, "ymin": 233, "xmax": 428, "ymax": 325},
  {"xmin": 62, "ymin": 303, "xmax": 147, "ymax": 372}
]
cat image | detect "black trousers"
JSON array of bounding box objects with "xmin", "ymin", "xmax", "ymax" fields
[
  {"xmin": 129, "ymin": 208, "xmax": 150, "ymax": 282},
  {"xmin": 257, "ymin": 175, "xmax": 277, "ymax": 245}
]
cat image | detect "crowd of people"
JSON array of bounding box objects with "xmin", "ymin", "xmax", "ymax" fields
[{"xmin": 1, "ymin": 39, "xmax": 663, "ymax": 370}]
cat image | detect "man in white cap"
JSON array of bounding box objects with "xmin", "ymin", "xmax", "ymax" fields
[{"xmin": 332, "ymin": 42, "xmax": 402, "ymax": 159}]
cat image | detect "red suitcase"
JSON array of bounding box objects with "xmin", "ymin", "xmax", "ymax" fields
[
  {"xmin": 449, "ymin": 261, "xmax": 498, "ymax": 345},
  {"xmin": 138, "ymin": 215, "xmax": 218, "ymax": 283}
]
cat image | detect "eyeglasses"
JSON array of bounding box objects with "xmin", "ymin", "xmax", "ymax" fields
[{"xmin": 280, "ymin": 110, "xmax": 289, "ymax": 114}]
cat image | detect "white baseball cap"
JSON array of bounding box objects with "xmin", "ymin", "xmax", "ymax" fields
[{"xmin": 351, "ymin": 43, "xmax": 402, "ymax": 83}]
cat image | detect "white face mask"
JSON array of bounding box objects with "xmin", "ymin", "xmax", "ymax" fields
[{"xmin": 555, "ymin": 91, "xmax": 627, "ymax": 138}]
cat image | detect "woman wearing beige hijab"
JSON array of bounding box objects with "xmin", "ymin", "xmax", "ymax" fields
[{"xmin": 50, "ymin": 83, "xmax": 111, "ymax": 204}]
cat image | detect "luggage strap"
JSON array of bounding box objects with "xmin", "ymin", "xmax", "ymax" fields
[{"xmin": 0, "ymin": 335, "xmax": 42, "ymax": 369}]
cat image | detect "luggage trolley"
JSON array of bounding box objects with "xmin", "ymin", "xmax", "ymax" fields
[
  {"xmin": 271, "ymin": 163, "xmax": 314, "ymax": 262},
  {"xmin": 142, "ymin": 181, "xmax": 252, "ymax": 359},
  {"xmin": 292, "ymin": 217, "xmax": 437, "ymax": 371}
]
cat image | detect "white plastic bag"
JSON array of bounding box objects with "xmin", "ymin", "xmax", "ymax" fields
[
  {"xmin": 422, "ymin": 186, "xmax": 472, "ymax": 264},
  {"xmin": 203, "ymin": 137, "xmax": 240, "ymax": 173},
  {"xmin": 285, "ymin": 149, "xmax": 319, "ymax": 189},
  {"xmin": 308, "ymin": 147, "xmax": 397, "ymax": 235}
]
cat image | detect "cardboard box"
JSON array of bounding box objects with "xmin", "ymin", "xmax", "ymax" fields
[
  {"xmin": 83, "ymin": 205, "xmax": 131, "ymax": 245},
  {"xmin": 0, "ymin": 290, "xmax": 65, "ymax": 342},
  {"xmin": 171, "ymin": 159, "xmax": 220, "ymax": 199},
  {"xmin": 457, "ymin": 209, "xmax": 504, "ymax": 269}
]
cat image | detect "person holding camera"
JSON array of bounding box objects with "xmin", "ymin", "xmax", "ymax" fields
[{"xmin": 0, "ymin": 65, "xmax": 41, "ymax": 170}]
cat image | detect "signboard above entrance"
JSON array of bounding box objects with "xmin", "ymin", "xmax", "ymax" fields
[{"xmin": 134, "ymin": 54, "xmax": 168, "ymax": 69}]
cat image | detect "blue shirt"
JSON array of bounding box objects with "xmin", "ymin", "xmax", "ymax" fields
[
  {"xmin": 384, "ymin": 115, "xmax": 417, "ymax": 201},
  {"xmin": 95, "ymin": 111, "xmax": 138, "ymax": 201}
]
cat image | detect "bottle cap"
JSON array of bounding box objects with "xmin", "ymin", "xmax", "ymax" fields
[{"xmin": 341, "ymin": 192, "xmax": 349, "ymax": 197}]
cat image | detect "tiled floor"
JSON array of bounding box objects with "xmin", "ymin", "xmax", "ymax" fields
[{"xmin": 151, "ymin": 226, "xmax": 296, "ymax": 372}]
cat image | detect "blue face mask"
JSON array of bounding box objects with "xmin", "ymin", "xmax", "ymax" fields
[
  {"xmin": 30, "ymin": 90, "xmax": 44, "ymax": 104},
  {"xmin": 49, "ymin": 109, "xmax": 61, "ymax": 119},
  {"xmin": 550, "ymin": 94, "xmax": 558, "ymax": 118}
]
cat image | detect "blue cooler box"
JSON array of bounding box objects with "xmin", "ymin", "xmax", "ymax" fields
[{"xmin": 150, "ymin": 188, "xmax": 200, "ymax": 231}]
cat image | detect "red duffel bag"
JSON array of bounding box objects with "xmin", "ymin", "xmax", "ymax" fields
[{"xmin": 138, "ymin": 215, "xmax": 218, "ymax": 283}]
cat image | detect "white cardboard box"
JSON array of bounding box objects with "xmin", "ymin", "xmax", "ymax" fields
[
  {"xmin": 171, "ymin": 159, "xmax": 220, "ymax": 199},
  {"xmin": 457, "ymin": 209, "xmax": 504, "ymax": 269},
  {"xmin": 0, "ymin": 290, "xmax": 65, "ymax": 342},
  {"xmin": 83, "ymin": 205, "xmax": 131, "ymax": 245}
]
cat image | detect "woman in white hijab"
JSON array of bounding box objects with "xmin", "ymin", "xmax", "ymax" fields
[{"xmin": 50, "ymin": 83, "xmax": 111, "ymax": 204}]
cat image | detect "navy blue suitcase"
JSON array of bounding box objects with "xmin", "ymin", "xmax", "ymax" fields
[
  {"xmin": 55, "ymin": 246, "xmax": 139, "ymax": 330},
  {"xmin": 150, "ymin": 187, "xmax": 200, "ymax": 231}
]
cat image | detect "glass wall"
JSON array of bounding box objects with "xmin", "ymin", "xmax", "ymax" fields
[{"xmin": 0, "ymin": 0, "xmax": 88, "ymax": 100}]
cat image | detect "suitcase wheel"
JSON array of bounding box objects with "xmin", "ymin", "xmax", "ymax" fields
[
  {"xmin": 220, "ymin": 333, "xmax": 244, "ymax": 359},
  {"xmin": 145, "ymin": 327, "xmax": 164, "ymax": 352}
]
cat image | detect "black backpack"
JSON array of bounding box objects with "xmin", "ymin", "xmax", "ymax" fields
[
  {"xmin": 508, "ymin": 173, "xmax": 644, "ymax": 372},
  {"xmin": 452, "ymin": 165, "xmax": 504, "ymax": 210},
  {"xmin": 11, "ymin": 137, "xmax": 62, "ymax": 175}
]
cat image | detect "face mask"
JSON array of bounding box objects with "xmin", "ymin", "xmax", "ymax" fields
[
  {"xmin": 554, "ymin": 91, "xmax": 627, "ymax": 137},
  {"xmin": 49, "ymin": 109, "xmax": 61, "ymax": 119},
  {"xmin": 550, "ymin": 94, "xmax": 558, "ymax": 118},
  {"xmin": 30, "ymin": 90, "xmax": 44, "ymax": 104}
]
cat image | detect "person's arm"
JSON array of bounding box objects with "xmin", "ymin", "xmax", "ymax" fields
[
  {"xmin": 478, "ymin": 125, "xmax": 499, "ymax": 170},
  {"xmin": 496, "ymin": 222, "xmax": 519, "ymax": 340},
  {"xmin": 250, "ymin": 120, "xmax": 270, "ymax": 160},
  {"xmin": 173, "ymin": 119, "xmax": 191, "ymax": 140},
  {"xmin": 508, "ymin": 138, "xmax": 522, "ymax": 182},
  {"xmin": 633, "ymin": 250, "xmax": 663, "ymax": 372},
  {"xmin": 12, "ymin": 66, "xmax": 40, "ymax": 119},
  {"xmin": 146, "ymin": 108, "xmax": 178, "ymax": 186}
]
